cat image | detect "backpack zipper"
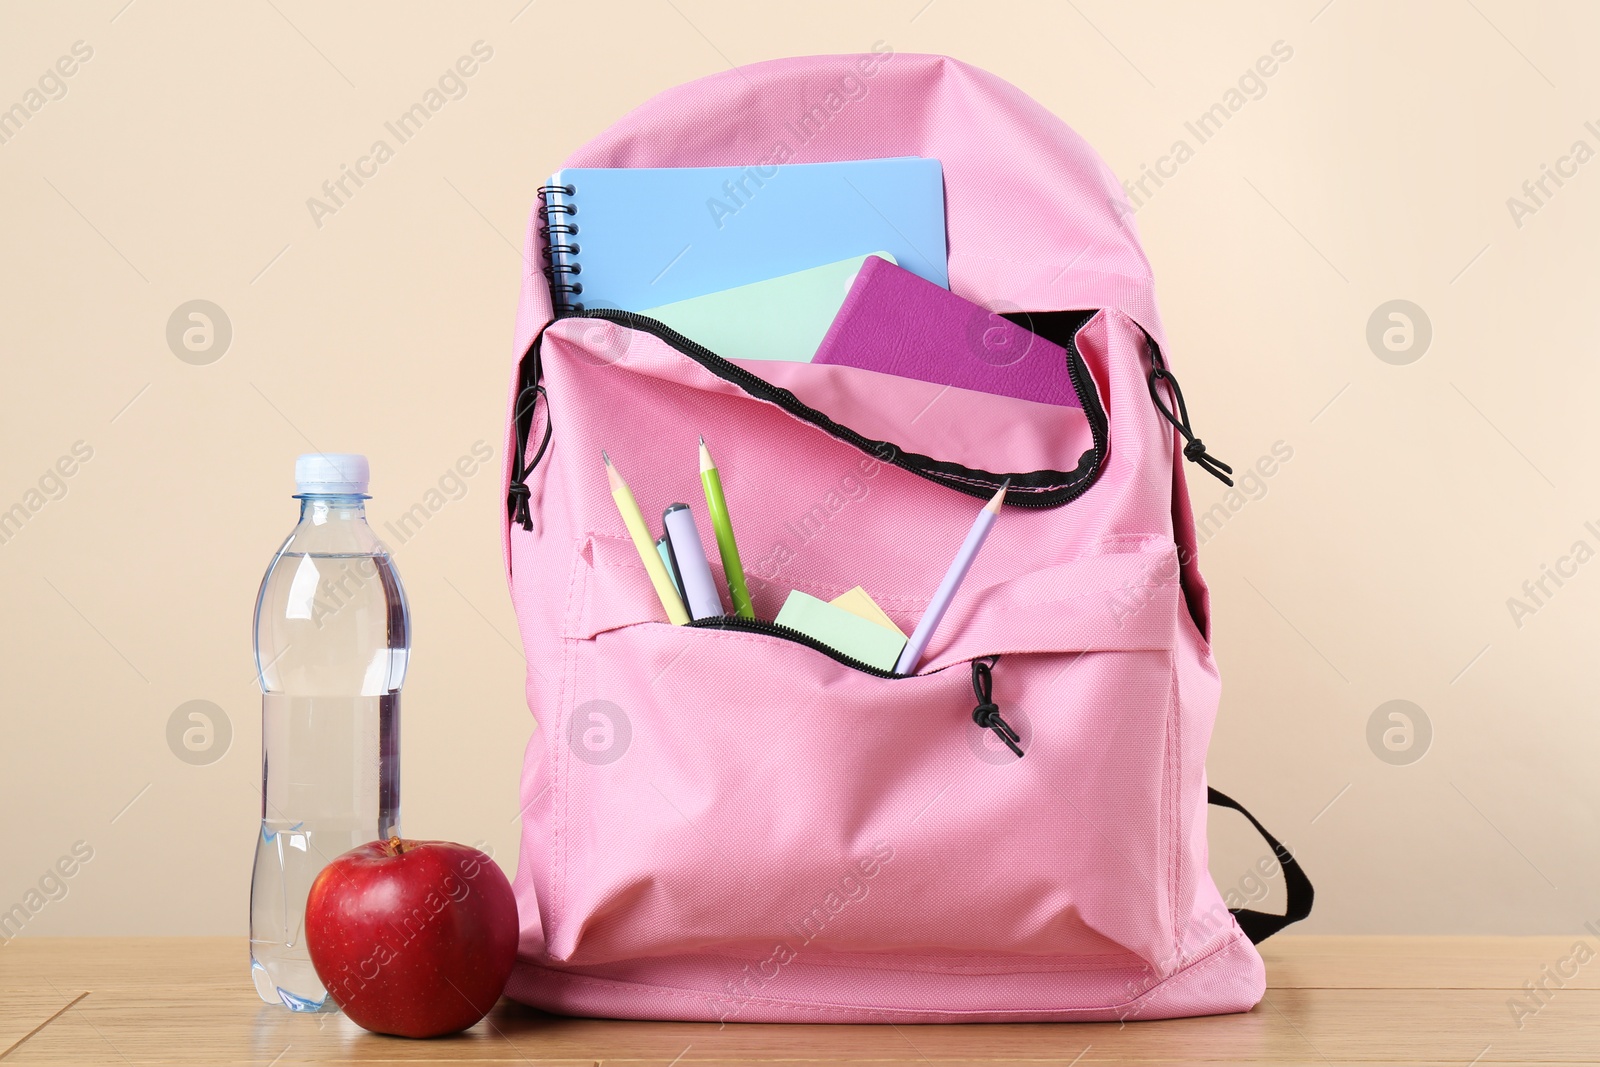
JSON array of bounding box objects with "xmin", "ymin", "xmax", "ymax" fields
[
  {"xmin": 687, "ymin": 616, "xmax": 1018, "ymax": 756},
  {"xmin": 506, "ymin": 309, "xmax": 1107, "ymax": 528},
  {"xmin": 685, "ymin": 614, "xmax": 906, "ymax": 678},
  {"xmin": 575, "ymin": 308, "xmax": 1106, "ymax": 510}
]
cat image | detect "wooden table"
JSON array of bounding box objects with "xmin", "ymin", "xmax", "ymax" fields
[{"xmin": 1, "ymin": 937, "xmax": 1594, "ymax": 1064}]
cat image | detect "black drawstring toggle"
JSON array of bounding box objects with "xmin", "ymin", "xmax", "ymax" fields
[
  {"xmin": 1148, "ymin": 361, "xmax": 1234, "ymax": 487},
  {"xmin": 970, "ymin": 657, "xmax": 1023, "ymax": 758}
]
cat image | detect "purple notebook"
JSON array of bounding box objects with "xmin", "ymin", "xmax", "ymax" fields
[{"xmin": 812, "ymin": 257, "xmax": 1080, "ymax": 408}]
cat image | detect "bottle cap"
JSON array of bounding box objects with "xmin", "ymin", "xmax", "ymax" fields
[{"xmin": 294, "ymin": 453, "xmax": 370, "ymax": 495}]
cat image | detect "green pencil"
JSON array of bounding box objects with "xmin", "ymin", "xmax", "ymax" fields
[{"xmin": 698, "ymin": 436, "xmax": 755, "ymax": 619}]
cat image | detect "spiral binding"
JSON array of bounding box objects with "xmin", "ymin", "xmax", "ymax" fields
[{"xmin": 537, "ymin": 183, "xmax": 583, "ymax": 313}]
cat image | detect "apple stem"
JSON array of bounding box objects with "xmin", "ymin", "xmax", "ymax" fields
[{"xmin": 387, "ymin": 836, "xmax": 405, "ymax": 856}]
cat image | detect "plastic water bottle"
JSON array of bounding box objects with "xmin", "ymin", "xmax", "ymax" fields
[{"xmin": 249, "ymin": 454, "xmax": 409, "ymax": 1011}]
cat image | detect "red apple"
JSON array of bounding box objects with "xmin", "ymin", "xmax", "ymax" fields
[{"xmin": 305, "ymin": 838, "xmax": 518, "ymax": 1038}]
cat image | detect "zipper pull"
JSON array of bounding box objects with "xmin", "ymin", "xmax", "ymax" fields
[
  {"xmin": 508, "ymin": 481, "xmax": 532, "ymax": 530},
  {"xmin": 507, "ymin": 330, "xmax": 552, "ymax": 534},
  {"xmin": 506, "ymin": 382, "xmax": 549, "ymax": 532},
  {"xmin": 1146, "ymin": 349, "xmax": 1233, "ymax": 487},
  {"xmin": 970, "ymin": 656, "xmax": 1023, "ymax": 758}
]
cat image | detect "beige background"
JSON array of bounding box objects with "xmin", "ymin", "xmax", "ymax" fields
[{"xmin": 1, "ymin": 0, "xmax": 1594, "ymax": 939}]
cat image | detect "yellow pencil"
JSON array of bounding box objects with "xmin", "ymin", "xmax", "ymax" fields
[{"xmin": 604, "ymin": 451, "xmax": 690, "ymax": 625}]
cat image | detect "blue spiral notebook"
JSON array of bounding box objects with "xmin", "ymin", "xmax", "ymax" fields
[{"xmin": 540, "ymin": 157, "xmax": 947, "ymax": 313}]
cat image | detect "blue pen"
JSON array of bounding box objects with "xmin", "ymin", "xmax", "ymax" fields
[{"xmin": 655, "ymin": 534, "xmax": 684, "ymax": 599}]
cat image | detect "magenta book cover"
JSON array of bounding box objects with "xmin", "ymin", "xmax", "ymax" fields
[{"xmin": 813, "ymin": 256, "xmax": 1081, "ymax": 408}]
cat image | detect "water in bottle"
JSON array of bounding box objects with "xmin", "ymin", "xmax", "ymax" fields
[{"xmin": 249, "ymin": 454, "xmax": 409, "ymax": 1011}]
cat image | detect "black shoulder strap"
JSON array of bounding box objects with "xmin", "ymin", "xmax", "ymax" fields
[{"xmin": 1208, "ymin": 787, "xmax": 1314, "ymax": 943}]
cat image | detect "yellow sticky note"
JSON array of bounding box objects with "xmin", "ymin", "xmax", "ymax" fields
[{"xmin": 830, "ymin": 586, "xmax": 904, "ymax": 637}]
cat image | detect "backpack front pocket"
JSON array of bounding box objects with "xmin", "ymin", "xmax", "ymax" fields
[
  {"xmin": 538, "ymin": 538, "xmax": 1184, "ymax": 976},
  {"xmin": 515, "ymin": 310, "xmax": 1191, "ymax": 983}
]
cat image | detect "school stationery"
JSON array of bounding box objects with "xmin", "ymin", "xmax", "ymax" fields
[
  {"xmin": 813, "ymin": 256, "xmax": 1082, "ymax": 408},
  {"xmin": 893, "ymin": 481, "xmax": 1008, "ymax": 675},
  {"xmin": 538, "ymin": 158, "xmax": 948, "ymax": 312},
  {"xmin": 829, "ymin": 586, "xmax": 903, "ymax": 635},
  {"xmin": 603, "ymin": 452, "xmax": 689, "ymax": 625},
  {"xmin": 638, "ymin": 254, "xmax": 893, "ymax": 363},
  {"xmin": 655, "ymin": 534, "xmax": 683, "ymax": 599},
  {"xmin": 774, "ymin": 590, "xmax": 907, "ymax": 673},
  {"xmin": 662, "ymin": 503, "xmax": 724, "ymax": 620},
  {"xmin": 697, "ymin": 437, "xmax": 754, "ymax": 618}
]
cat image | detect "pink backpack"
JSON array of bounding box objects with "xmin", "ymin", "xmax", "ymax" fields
[{"xmin": 499, "ymin": 51, "xmax": 1312, "ymax": 1023}]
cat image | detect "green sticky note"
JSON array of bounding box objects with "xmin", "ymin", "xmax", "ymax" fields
[
  {"xmin": 775, "ymin": 590, "xmax": 907, "ymax": 672},
  {"xmin": 638, "ymin": 253, "xmax": 894, "ymax": 363}
]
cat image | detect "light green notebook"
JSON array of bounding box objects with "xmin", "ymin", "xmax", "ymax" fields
[{"xmin": 637, "ymin": 252, "xmax": 894, "ymax": 363}]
